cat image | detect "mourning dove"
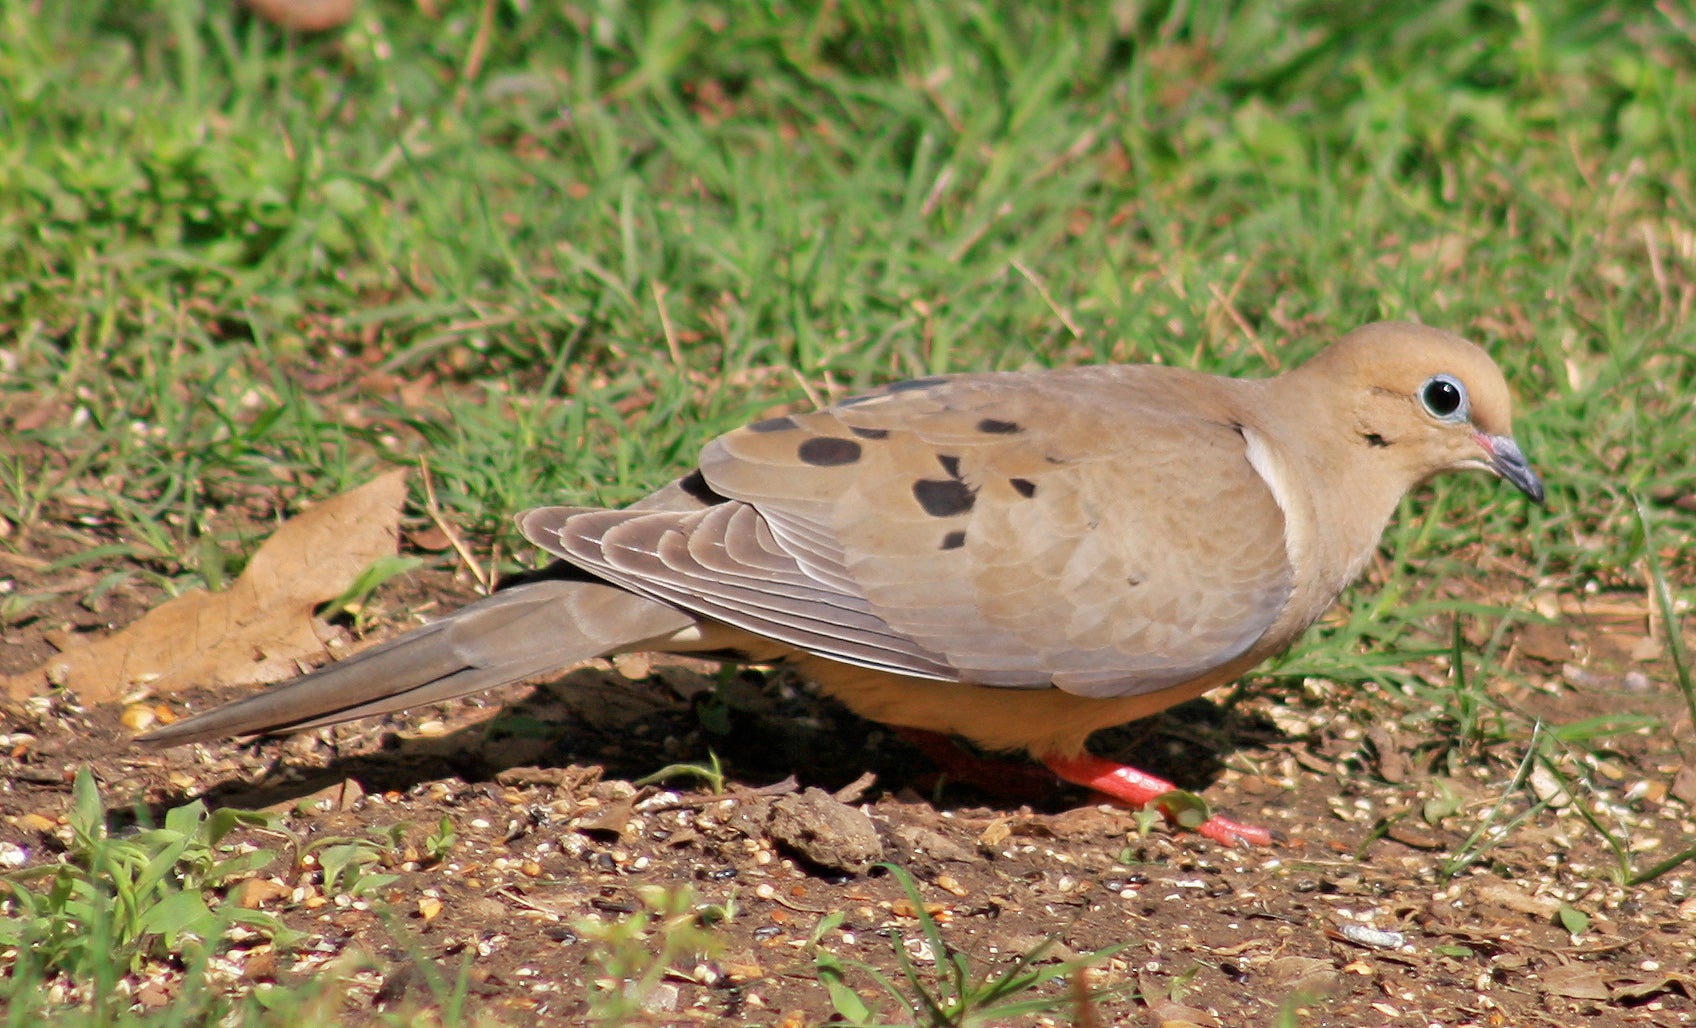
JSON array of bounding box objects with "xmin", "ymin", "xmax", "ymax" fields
[{"xmin": 141, "ymin": 321, "xmax": 1543, "ymax": 845}]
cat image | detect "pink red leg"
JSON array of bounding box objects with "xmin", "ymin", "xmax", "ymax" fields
[
  {"xmin": 894, "ymin": 729, "xmax": 1276, "ymax": 847},
  {"xmin": 1042, "ymin": 752, "xmax": 1275, "ymax": 847}
]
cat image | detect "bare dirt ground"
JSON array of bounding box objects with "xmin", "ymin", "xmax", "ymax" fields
[{"xmin": 2, "ymin": 557, "xmax": 1695, "ymax": 1026}]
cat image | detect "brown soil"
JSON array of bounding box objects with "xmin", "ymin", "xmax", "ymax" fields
[{"xmin": 2, "ymin": 560, "xmax": 1695, "ymax": 1026}]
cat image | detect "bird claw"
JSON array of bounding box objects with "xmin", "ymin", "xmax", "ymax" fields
[{"xmin": 1189, "ymin": 811, "xmax": 1277, "ymax": 848}]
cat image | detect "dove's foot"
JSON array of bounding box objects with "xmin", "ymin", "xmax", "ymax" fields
[{"xmin": 1042, "ymin": 752, "xmax": 1277, "ymax": 847}]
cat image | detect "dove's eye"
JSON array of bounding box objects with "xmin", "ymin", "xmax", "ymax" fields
[{"xmin": 1420, "ymin": 374, "xmax": 1468, "ymax": 421}]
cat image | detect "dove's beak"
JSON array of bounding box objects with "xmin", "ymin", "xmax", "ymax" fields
[{"xmin": 1476, "ymin": 433, "xmax": 1545, "ymax": 505}]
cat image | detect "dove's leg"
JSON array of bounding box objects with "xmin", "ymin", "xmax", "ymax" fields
[
  {"xmin": 1042, "ymin": 753, "xmax": 1276, "ymax": 847},
  {"xmin": 892, "ymin": 728, "xmax": 1069, "ymax": 802},
  {"xmin": 895, "ymin": 729, "xmax": 1275, "ymax": 847}
]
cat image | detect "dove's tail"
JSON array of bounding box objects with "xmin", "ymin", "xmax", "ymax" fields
[{"xmin": 137, "ymin": 567, "xmax": 698, "ymax": 747}]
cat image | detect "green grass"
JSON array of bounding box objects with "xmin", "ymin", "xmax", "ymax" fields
[
  {"xmin": 2, "ymin": 0, "xmax": 1695, "ymax": 1021},
  {"xmin": 810, "ymin": 865, "xmax": 1128, "ymax": 1026}
]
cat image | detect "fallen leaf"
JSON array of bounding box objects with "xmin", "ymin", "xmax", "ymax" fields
[
  {"xmin": 1611, "ymin": 973, "xmax": 1696, "ymax": 1001},
  {"xmin": 1148, "ymin": 1000, "xmax": 1218, "ymax": 1027},
  {"xmin": 3, "ymin": 471, "xmax": 408, "ymax": 703},
  {"xmin": 1266, "ymin": 955, "xmax": 1343, "ymax": 996},
  {"xmin": 1366, "ymin": 725, "xmax": 1414, "ymax": 783},
  {"xmin": 577, "ymin": 796, "xmax": 636, "ymax": 838},
  {"xmin": 1472, "ymin": 880, "xmax": 1563, "ymax": 920},
  {"xmin": 1540, "ymin": 963, "xmax": 1612, "ymax": 1001},
  {"xmin": 237, "ymin": 878, "xmax": 293, "ymax": 909}
]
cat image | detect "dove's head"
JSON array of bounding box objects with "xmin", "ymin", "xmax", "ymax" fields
[{"xmin": 1298, "ymin": 321, "xmax": 1545, "ymax": 503}]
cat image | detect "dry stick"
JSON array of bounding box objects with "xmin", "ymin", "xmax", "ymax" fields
[
  {"xmin": 417, "ymin": 456, "xmax": 493, "ymax": 594},
  {"xmin": 652, "ymin": 281, "xmax": 686, "ymax": 370},
  {"xmin": 789, "ymin": 367, "xmax": 825, "ymax": 411},
  {"xmin": 455, "ymin": 0, "xmax": 497, "ymax": 108},
  {"xmin": 1207, "ymin": 279, "xmax": 1264, "ymax": 363},
  {"xmin": 1642, "ymin": 222, "xmax": 1671, "ymax": 323},
  {"xmin": 1011, "ymin": 257, "xmax": 1082, "ymax": 339}
]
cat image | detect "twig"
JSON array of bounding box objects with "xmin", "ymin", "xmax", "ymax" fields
[
  {"xmin": 417, "ymin": 456, "xmax": 493, "ymax": 594},
  {"xmin": 638, "ymin": 774, "xmax": 802, "ymax": 813},
  {"xmin": 652, "ymin": 281, "xmax": 685, "ymax": 369},
  {"xmin": 1012, "ymin": 257, "xmax": 1082, "ymax": 339},
  {"xmin": 456, "ymin": 0, "xmax": 497, "ymax": 108},
  {"xmin": 789, "ymin": 367, "xmax": 825, "ymax": 410},
  {"xmin": 833, "ymin": 770, "xmax": 878, "ymax": 804}
]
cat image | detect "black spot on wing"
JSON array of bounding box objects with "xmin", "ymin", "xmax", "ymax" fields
[
  {"xmin": 798, "ymin": 437, "xmax": 863, "ymax": 466},
  {"xmin": 941, "ymin": 530, "xmax": 966, "ymax": 550},
  {"xmin": 749, "ymin": 416, "xmax": 798, "ymax": 433},
  {"xmin": 850, "ymin": 426, "xmax": 889, "ymax": 439},
  {"xmin": 889, "ymin": 376, "xmax": 947, "ymax": 393},
  {"xmin": 937, "ymin": 454, "xmax": 962, "ymax": 479},
  {"xmin": 1010, "ymin": 477, "xmax": 1036, "ymax": 498},
  {"xmin": 1364, "ymin": 432, "xmax": 1390, "ymax": 448},
  {"xmin": 976, "ymin": 417, "xmax": 1020, "ymax": 434},
  {"xmin": 677, "ymin": 469, "xmax": 730, "ymax": 505},
  {"xmin": 913, "ymin": 478, "xmax": 975, "ymax": 517}
]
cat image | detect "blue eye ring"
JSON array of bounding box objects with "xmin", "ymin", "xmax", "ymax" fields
[{"xmin": 1420, "ymin": 374, "xmax": 1468, "ymax": 421}]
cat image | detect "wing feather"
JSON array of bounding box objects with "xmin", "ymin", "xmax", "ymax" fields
[{"xmin": 524, "ymin": 366, "xmax": 1295, "ymax": 699}]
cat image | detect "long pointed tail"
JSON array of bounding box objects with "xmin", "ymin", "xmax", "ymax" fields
[{"xmin": 138, "ymin": 570, "xmax": 696, "ymax": 746}]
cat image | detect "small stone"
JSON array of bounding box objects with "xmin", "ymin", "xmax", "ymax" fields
[
  {"xmin": 120, "ymin": 704, "xmax": 157, "ymax": 732},
  {"xmin": 1671, "ymin": 766, "xmax": 1696, "ymax": 807},
  {"xmin": 765, "ymin": 788, "xmax": 884, "ymax": 874},
  {"xmin": 611, "ymin": 652, "xmax": 653, "ymax": 680},
  {"xmin": 890, "ymin": 824, "xmax": 975, "ymax": 863},
  {"xmin": 1629, "ymin": 636, "xmax": 1664, "ymax": 662},
  {"xmin": 642, "ymin": 982, "xmax": 680, "ymax": 1013},
  {"xmin": 1528, "ymin": 764, "xmax": 1572, "ymax": 808},
  {"xmin": 18, "ymin": 813, "xmax": 57, "ymax": 833}
]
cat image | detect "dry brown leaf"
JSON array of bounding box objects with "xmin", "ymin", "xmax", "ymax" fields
[
  {"xmin": 1611, "ymin": 972, "xmax": 1696, "ymax": 1002},
  {"xmin": 1539, "ymin": 963, "xmax": 1613, "ymax": 1001},
  {"xmin": 1265, "ymin": 956, "xmax": 1343, "ymax": 996},
  {"xmin": 3, "ymin": 470, "xmax": 408, "ymax": 703},
  {"xmin": 1149, "ymin": 1000, "xmax": 1218, "ymax": 1028},
  {"xmin": 1471, "ymin": 880, "xmax": 1563, "ymax": 920}
]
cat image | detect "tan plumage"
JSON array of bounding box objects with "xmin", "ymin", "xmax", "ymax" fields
[{"xmin": 141, "ymin": 322, "xmax": 1544, "ymax": 845}]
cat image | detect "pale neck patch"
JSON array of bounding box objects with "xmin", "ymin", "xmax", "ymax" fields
[{"xmin": 1240, "ymin": 425, "xmax": 1313, "ymax": 592}]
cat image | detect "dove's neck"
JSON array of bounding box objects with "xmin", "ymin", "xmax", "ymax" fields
[{"xmin": 1233, "ymin": 375, "xmax": 1413, "ymax": 612}]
